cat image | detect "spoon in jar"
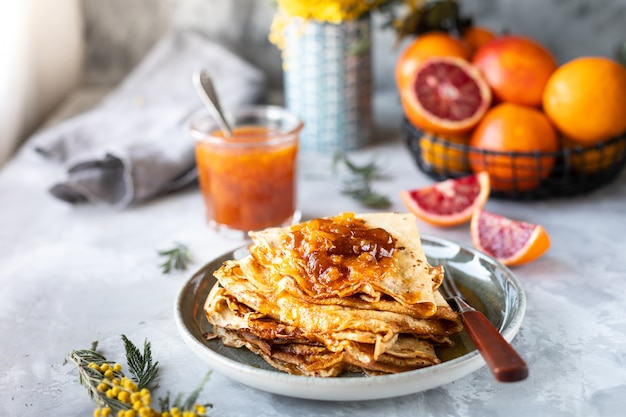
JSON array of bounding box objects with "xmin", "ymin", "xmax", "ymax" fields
[{"xmin": 192, "ymin": 69, "xmax": 232, "ymax": 137}]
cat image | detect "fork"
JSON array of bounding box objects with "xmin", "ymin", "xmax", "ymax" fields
[{"xmin": 440, "ymin": 272, "xmax": 529, "ymax": 382}]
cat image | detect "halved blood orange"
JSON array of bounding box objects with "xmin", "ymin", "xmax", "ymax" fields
[
  {"xmin": 470, "ymin": 208, "xmax": 550, "ymax": 266},
  {"xmin": 395, "ymin": 31, "xmax": 470, "ymax": 90},
  {"xmin": 400, "ymin": 56, "xmax": 492, "ymax": 135},
  {"xmin": 400, "ymin": 171, "xmax": 490, "ymax": 227}
]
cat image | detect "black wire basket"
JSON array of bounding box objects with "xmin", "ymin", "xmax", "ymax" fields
[{"xmin": 402, "ymin": 118, "xmax": 626, "ymax": 200}]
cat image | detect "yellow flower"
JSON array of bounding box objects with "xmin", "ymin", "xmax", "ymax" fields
[
  {"xmin": 122, "ymin": 377, "xmax": 138, "ymax": 392},
  {"xmin": 269, "ymin": 0, "xmax": 417, "ymax": 51},
  {"xmin": 118, "ymin": 390, "xmax": 131, "ymax": 404},
  {"xmin": 138, "ymin": 408, "xmax": 153, "ymax": 417},
  {"xmin": 276, "ymin": 0, "xmax": 390, "ymax": 23}
]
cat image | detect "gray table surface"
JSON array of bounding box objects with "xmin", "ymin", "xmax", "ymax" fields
[{"xmin": 1, "ymin": 92, "xmax": 625, "ymax": 417}]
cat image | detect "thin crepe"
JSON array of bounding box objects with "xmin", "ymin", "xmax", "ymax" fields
[{"xmin": 204, "ymin": 212, "xmax": 462, "ymax": 376}]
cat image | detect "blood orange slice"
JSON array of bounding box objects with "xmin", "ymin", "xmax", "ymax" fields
[
  {"xmin": 400, "ymin": 56, "xmax": 492, "ymax": 135},
  {"xmin": 400, "ymin": 172, "xmax": 490, "ymax": 227},
  {"xmin": 470, "ymin": 208, "xmax": 550, "ymax": 266}
]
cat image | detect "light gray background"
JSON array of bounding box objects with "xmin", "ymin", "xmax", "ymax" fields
[
  {"xmin": 81, "ymin": 0, "xmax": 626, "ymax": 95},
  {"xmin": 2, "ymin": 2, "xmax": 626, "ymax": 417}
]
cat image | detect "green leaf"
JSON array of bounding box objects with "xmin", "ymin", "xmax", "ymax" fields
[
  {"xmin": 380, "ymin": 0, "xmax": 471, "ymax": 43},
  {"xmin": 121, "ymin": 335, "xmax": 159, "ymax": 390},
  {"xmin": 158, "ymin": 371, "xmax": 213, "ymax": 414},
  {"xmin": 181, "ymin": 371, "xmax": 212, "ymax": 411}
]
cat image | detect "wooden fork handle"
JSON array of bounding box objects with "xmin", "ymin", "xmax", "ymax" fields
[{"xmin": 461, "ymin": 310, "xmax": 529, "ymax": 382}]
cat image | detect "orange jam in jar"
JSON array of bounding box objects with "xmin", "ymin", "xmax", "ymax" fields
[{"xmin": 191, "ymin": 106, "xmax": 303, "ymax": 234}]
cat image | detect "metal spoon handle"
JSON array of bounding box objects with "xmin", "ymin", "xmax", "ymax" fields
[
  {"xmin": 460, "ymin": 309, "xmax": 529, "ymax": 382},
  {"xmin": 192, "ymin": 69, "xmax": 232, "ymax": 137}
]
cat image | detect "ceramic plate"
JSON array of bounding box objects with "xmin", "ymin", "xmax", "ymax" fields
[{"xmin": 174, "ymin": 235, "xmax": 526, "ymax": 401}]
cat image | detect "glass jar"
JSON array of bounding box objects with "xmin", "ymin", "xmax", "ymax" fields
[{"xmin": 190, "ymin": 105, "xmax": 303, "ymax": 236}]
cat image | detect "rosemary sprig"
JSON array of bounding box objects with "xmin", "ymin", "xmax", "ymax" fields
[
  {"xmin": 333, "ymin": 153, "xmax": 392, "ymax": 209},
  {"xmin": 342, "ymin": 184, "xmax": 392, "ymax": 209},
  {"xmin": 158, "ymin": 242, "xmax": 192, "ymax": 274},
  {"xmin": 122, "ymin": 335, "xmax": 159, "ymax": 390}
]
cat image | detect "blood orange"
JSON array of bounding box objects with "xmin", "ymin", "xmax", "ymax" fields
[
  {"xmin": 472, "ymin": 35, "xmax": 557, "ymax": 107},
  {"xmin": 400, "ymin": 56, "xmax": 492, "ymax": 135},
  {"xmin": 470, "ymin": 208, "xmax": 550, "ymax": 266},
  {"xmin": 400, "ymin": 172, "xmax": 490, "ymax": 227},
  {"xmin": 395, "ymin": 31, "xmax": 470, "ymax": 90}
]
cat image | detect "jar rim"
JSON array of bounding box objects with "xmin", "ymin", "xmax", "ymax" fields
[{"xmin": 189, "ymin": 105, "xmax": 304, "ymax": 147}]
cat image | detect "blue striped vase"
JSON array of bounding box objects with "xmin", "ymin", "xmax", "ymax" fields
[{"xmin": 282, "ymin": 15, "xmax": 373, "ymax": 151}]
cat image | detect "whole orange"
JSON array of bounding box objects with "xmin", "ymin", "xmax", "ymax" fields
[
  {"xmin": 542, "ymin": 57, "xmax": 626, "ymax": 145},
  {"xmin": 561, "ymin": 136, "xmax": 626, "ymax": 173},
  {"xmin": 419, "ymin": 131, "xmax": 471, "ymax": 174},
  {"xmin": 395, "ymin": 31, "xmax": 470, "ymax": 90},
  {"xmin": 472, "ymin": 35, "xmax": 557, "ymax": 107},
  {"xmin": 463, "ymin": 26, "xmax": 496, "ymax": 57},
  {"xmin": 469, "ymin": 103, "xmax": 559, "ymax": 192}
]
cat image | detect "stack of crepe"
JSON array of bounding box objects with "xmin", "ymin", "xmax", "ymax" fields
[{"xmin": 204, "ymin": 212, "xmax": 462, "ymax": 377}]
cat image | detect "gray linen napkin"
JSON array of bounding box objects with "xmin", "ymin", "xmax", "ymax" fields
[{"xmin": 32, "ymin": 29, "xmax": 266, "ymax": 206}]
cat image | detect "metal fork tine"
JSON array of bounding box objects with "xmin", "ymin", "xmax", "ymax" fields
[
  {"xmin": 440, "ymin": 270, "xmax": 474, "ymax": 313},
  {"xmin": 441, "ymin": 270, "xmax": 460, "ymax": 296}
]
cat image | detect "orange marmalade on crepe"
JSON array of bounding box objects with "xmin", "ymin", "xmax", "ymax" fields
[{"xmin": 284, "ymin": 212, "xmax": 397, "ymax": 296}]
